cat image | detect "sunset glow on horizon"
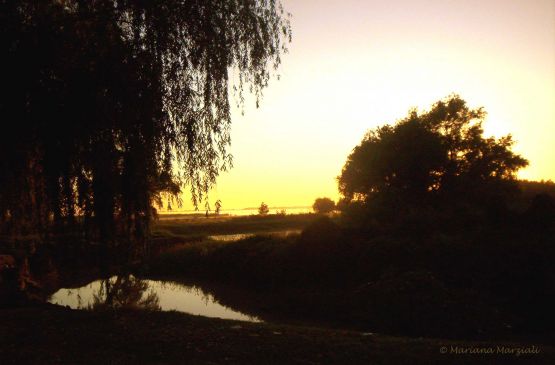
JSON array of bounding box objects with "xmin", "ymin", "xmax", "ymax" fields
[{"xmin": 175, "ymin": 0, "xmax": 555, "ymax": 211}]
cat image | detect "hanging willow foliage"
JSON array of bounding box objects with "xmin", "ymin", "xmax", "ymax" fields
[{"xmin": 0, "ymin": 0, "xmax": 291, "ymax": 243}]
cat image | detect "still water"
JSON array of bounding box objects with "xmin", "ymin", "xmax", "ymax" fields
[
  {"xmin": 208, "ymin": 230, "xmax": 300, "ymax": 241},
  {"xmin": 49, "ymin": 275, "xmax": 261, "ymax": 323}
]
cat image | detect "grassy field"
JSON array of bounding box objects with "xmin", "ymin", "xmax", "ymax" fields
[
  {"xmin": 152, "ymin": 213, "xmax": 317, "ymax": 238},
  {"xmin": 148, "ymin": 213, "xmax": 319, "ymax": 253},
  {"xmin": 1, "ymin": 306, "xmax": 553, "ymax": 365}
]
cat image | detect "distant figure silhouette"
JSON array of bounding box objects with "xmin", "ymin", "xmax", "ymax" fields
[{"xmin": 215, "ymin": 200, "xmax": 222, "ymax": 215}]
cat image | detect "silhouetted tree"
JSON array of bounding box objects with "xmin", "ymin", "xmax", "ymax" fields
[
  {"xmin": 258, "ymin": 202, "xmax": 269, "ymax": 215},
  {"xmin": 312, "ymin": 197, "xmax": 335, "ymax": 214},
  {"xmin": 1, "ymin": 1, "xmax": 291, "ymax": 246},
  {"xmin": 338, "ymin": 95, "xmax": 528, "ymax": 220}
]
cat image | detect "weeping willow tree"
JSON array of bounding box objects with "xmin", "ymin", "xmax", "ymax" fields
[{"xmin": 0, "ymin": 0, "xmax": 291, "ymax": 245}]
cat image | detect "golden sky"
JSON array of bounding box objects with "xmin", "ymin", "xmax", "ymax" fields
[{"xmin": 177, "ymin": 0, "xmax": 555, "ymax": 211}]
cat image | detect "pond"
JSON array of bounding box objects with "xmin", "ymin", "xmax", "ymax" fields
[{"xmin": 48, "ymin": 275, "xmax": 261, "ymax": 323}]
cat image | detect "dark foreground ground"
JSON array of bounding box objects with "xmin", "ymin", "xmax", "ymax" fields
[{"xmin": 1, "ymin": 306, "xmax": 553, "ymax": 365}]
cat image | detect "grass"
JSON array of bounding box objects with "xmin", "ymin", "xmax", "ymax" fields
[
  {"xmin": 1, "ymin": 305, "xmax": 553, "ymax": 365},
  {"xmin": 2, "ymin": 208, "xmax": 554, "ymax": 363},
  {"xmin": 148, "ymin": 213, "xmax": 318, "ymax": 254},
  {"xmin": 142, "ymin": 216, "xmax": 555, "ymax": 341},
  {"xmin": 152, "ymin": 213, "xmax": 317, "ymax": 237}
]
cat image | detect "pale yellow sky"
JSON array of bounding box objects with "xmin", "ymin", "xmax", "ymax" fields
[{"xmin": 175, "ymin": 0, "xmax": 555, "ymax": 211}]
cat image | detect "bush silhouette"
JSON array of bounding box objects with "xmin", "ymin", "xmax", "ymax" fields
[
  {"xmin": 525, "ymin": 193, "xmax": 555, "ymax": 231},
  {"xmin": 258, "ymin": 202, "xmax": 270, "ymax": 216},
  {"xmin": 312, "ymin": 198, "xmax": 336, "ymax": 214}
]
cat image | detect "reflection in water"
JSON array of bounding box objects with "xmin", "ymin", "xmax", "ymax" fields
[
  {"xmin": 91, "ymin": 275, "xmax": 160, "ymax": 311},
  {"xmin": 49, "ymin": 275, "xmax": 261, "ymax": 322},
  {"xmin": 209, "ymin": 230, "xmax": 300, "ymax": 241},
  {"xmin": 208, "ymin": 233, "xmax": 255, "ymax": 241}
]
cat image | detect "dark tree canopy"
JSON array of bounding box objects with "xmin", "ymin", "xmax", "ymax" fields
[
  {"xmin": 312, "ymin": 197, "xmax": 335, "ymax": 214},
  {"xmin": 0, "ymin": 0, "xmax": 291, "ymax": 243},
  {"xmin": 338, "ymin": 95, "xmax": 528, "ymax": 216}
]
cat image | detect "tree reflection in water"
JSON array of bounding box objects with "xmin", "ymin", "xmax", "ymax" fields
[{"xmin": 91, "ymin": 275, "xmax": 160, "ymax": 311}]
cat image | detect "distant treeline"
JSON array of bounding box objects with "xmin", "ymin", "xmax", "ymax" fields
[{"xmin": 519, "ymin": 179, "xmax": 555, "ymax": 198}]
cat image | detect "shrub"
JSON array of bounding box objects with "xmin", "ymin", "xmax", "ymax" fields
[
  {"xmin": 312, "ymin": 197, "xmax": 335, "ymax": 214},
  {"xmin": 258, "ymin": 202, "xmax": 269, "ymax": 215}
]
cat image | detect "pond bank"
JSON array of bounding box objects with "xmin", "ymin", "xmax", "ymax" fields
[
  {"xmin": 143, "ymin": 217, "xmax": 555, "ymax": 341},
  {"xmin": 1, "ymin": 306, "xmax": 553, "ymax": 365}
]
